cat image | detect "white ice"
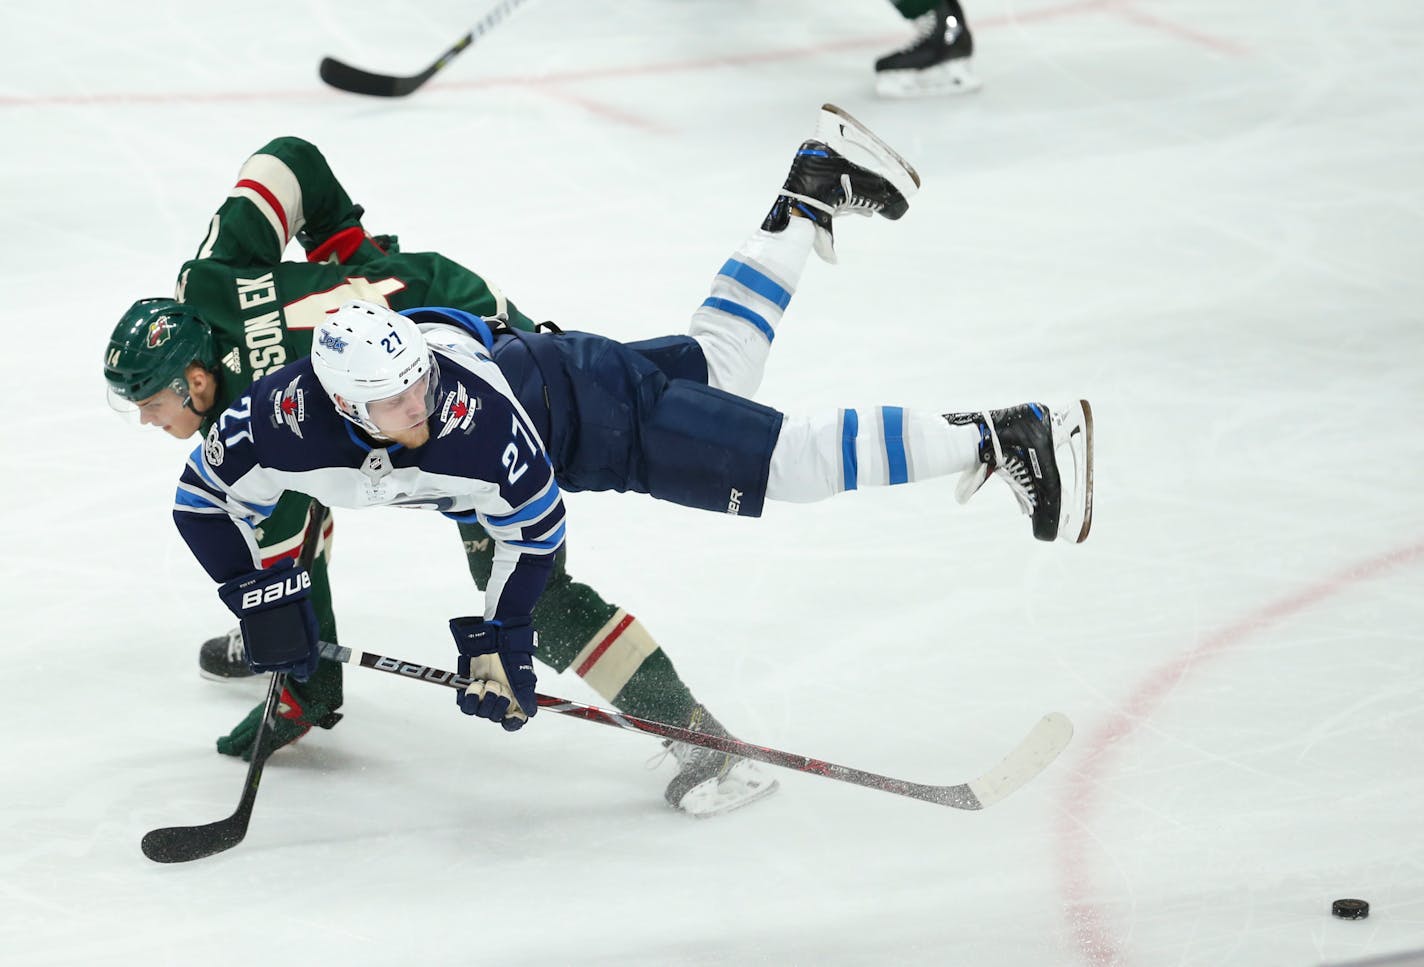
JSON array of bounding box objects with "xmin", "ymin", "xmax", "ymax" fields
[{"xmin": 3, "ymin": 1, "xmax": 1423, "ymax": 965}]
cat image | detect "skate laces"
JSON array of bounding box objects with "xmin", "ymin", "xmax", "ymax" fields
[
  {"xmin": 649, "ymin": 738, "xmax": 731, "ymax": 776},
  {"xmin": 224, "ymin": 626, "xmax": 245, "ymax": 662},
  {"xmin": 996, "ymin": 456, "xmax": 1038, "ymax": 515},
  {"xmin": 778, "ymin": 178, "xmax": 882, "ymax": 221},
  {"xmin": 835, "ymin": 175, "xmax": 883, "ymax": 216},
  {"xmin": 652, "ymin": 706, "xmax": 737, "ymax": 778},
  {"xmin": 953, "ymin": 412, "xmax": 1036, "ymax": 514},
  {"xmin": 887, "ymin": 9, "xmax": 942, "ymax": 56}
]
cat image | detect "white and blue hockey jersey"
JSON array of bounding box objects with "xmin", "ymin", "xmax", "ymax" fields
[{"xmin": 173, "ymin": 322, "xmax": 565, "ymax": 624}]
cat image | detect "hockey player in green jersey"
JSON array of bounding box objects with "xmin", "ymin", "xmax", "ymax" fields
[{"xmin": 103, "ymin": 136, "xmax": 776, "ymax": 817}]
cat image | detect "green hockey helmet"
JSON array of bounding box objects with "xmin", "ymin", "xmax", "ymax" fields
[{"xmin": 104, "ymin": 298, "xmax": 218, "ymax": 407}]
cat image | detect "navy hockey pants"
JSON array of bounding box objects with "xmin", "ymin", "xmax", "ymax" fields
[{"xmin": 492, "ymin": 329, "xmax": 783, "ymax": 517}]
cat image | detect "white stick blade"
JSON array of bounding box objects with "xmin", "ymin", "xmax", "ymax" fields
[{"xmin": 965, "ymin": 712, "xmax": 1074, "ymax": 808}]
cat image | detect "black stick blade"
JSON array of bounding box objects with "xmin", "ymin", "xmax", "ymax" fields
[
  {"xmin": 141, "ymin": 814, "xmax": 250, "ymax": 863},
  {"xmin": 319, "ymin": 56, "xmax": 435, "ymax": 98}
]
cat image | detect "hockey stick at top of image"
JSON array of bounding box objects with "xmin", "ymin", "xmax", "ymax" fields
[
  {"xmin": 319, "ymin": 0, "xmax": 533, "ymax": 97},
  {"xmin": 140, "ymin": 503, "xmax": 331, "ymax": 865},
  {"xmin": 320, "ymin": 641, "xmax": 1075, "ymax": 812}
]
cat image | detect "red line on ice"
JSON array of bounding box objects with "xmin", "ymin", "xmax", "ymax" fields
[
  {"xmin": 1054, "ymin": 537, "xmax": 1424, "ymax": 966},
  {"xmin": 0, "ymin": 0, "xmax": 1169, "ymax": 112}
]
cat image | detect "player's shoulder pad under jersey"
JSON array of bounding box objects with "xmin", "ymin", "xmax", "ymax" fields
[
  {"xmin": 262, "ymin": 358, "xmax": 359, "ymax": 467},
  {"xmin": 402, "ymin": 306, "xmax": 496, "ymax": 352},
  {"xmin": 214, "ymin": 358, "xmax": 350, "ymax": 476},
  {"xmin": 420, "ymin": 353, "xmax": 548, "ymax": 490}
]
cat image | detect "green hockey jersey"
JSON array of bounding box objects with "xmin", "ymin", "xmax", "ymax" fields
[
  {"xmin": 177, "ymin": 135, "xmax": 534, "ymax": 412},
  {"xmin": 175, "ymin": 136, "xmax": 536, "ymax": 566}
]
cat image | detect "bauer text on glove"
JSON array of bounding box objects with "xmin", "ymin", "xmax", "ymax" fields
[{"xmin": 217, "ymin": 560, "xmax": 321, "ymax": 681}]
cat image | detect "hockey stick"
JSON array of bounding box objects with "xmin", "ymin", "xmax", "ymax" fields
[
  {"xmin": 140, "ymin": 671, "xmax": 287, "ymax": 864},
  {"xmin": 319, "ymin": 0, "xmax": 532, "ymax": 98},
  {"xmin": 319, "ymin": 641, "xmax": 1074, "ymax": 811},
  {"xmin": 141, "ymin": 502, "xmax": 329, "ymax": 864}
]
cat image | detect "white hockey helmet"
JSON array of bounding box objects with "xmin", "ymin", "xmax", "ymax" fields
[{"xmin": 311, "ymin": 300, "xmax": 439, "ymax": 436}]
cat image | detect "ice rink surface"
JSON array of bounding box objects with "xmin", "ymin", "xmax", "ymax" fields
[{"xmin": 3, "ymin": 1, "xmax": 1423, "ymax": 964}]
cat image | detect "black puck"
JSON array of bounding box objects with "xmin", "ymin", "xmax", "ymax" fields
[{"xmin": 1332, "ymin": 898, "xmax": 1369, "ymax": 920}]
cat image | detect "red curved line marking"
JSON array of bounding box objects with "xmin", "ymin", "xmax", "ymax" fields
[
  {"xmin": 0, "ymin": 0, "xmax": 1140, "ymax": 110},
  {"xmin": 1055, "ymin": 538, "xmax": 1424, "ymax": 966},
  {"xmin": 1111, "ymin": 6, "xmax": 1251, "ymax": 56}
]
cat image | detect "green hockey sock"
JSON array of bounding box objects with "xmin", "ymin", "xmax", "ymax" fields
[{"xmin": 458, "ymin": 521, "xmax": 700, "ymax": 725}]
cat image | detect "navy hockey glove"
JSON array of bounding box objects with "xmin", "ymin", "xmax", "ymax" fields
[
  {"xmin": 217, "ymin": 560, "xmax": 320, "ymax": 682},
  {"xmin": 450, "ymin": 617, "xmax": 538, "ymax": 731}
]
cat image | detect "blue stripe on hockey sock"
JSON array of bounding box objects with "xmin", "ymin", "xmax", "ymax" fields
[
  {"xmin": 841, "ymin": 408, "xmax": 859, "ymax": 492},
  {"xmin": 719, "ymin": 259, "xmax": 792, "ymax": 310},
  {"xmin": 882, "ymin": 406, "xmax": 908, "ymax": 485},
  {"xmin": 701, "ymin": 297, "xmax": 775, "ymax": 343}
]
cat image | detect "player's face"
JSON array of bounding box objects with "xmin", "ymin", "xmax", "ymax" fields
[
  {"xmin": 367, "ymin": 374, "xmax": 434, "ymax": 440},
  {"xmin": 134, "ymin": 388, "xmax": 202, "ymax": 439}
]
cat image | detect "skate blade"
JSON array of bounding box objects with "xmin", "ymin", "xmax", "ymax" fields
[
  {"xmin": 817, "ymin": 103, "xmax": 921, "ymax": 196},
  {"xmin": 674, "ymin": 763, "xmax": 780, "ymax": 819},
  {"xmin": 875, "ymin": 61, "xmax": 983, "ymax": 99},
  {"xmin": 1054, "ymin": 399, "xmax": 1094, "ymax": 543},
  {"xmin": 199, "ymin": 669, "xmax": 262, "ymax": 684}
]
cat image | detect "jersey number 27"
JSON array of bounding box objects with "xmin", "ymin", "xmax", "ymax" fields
[{"xmin": 502, "ymin": 414, "xmax": 538, "ymax": 485}]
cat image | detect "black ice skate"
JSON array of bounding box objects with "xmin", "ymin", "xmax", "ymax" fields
[
  {"xmin": 875, "ymin": 1, "xmax": 981, "ymax": 98},
  {"xmin": 947, "ymin": 401, "xmax": 1095, "ymax": 543},
  {"xmin": 762, "ymin": 103, "xmax": 921, "ymax": 264},
  {"xmin": 199, "ymin": 626, "xmax": 257, "ymax": 681},
  {"xmin": 661, "ymin": 705, "xmax": 778, "ymax": 818}
]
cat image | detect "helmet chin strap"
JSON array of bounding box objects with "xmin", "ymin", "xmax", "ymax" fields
[
  {"xmin": 181, "ymin": 367, "xmax": 221, "ymax": 419},
  {"xmin": 183, "ymin": 395, "xmax": 216, "ymax": 419}
]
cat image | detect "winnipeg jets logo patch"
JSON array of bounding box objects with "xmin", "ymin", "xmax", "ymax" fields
[
  {"xmin": 437, "ymin": 382, "xmax": 480, "ymax": 440},
  {"xmin": 270, "ymin": 374, "xmax": 306, "ymax": 438}
]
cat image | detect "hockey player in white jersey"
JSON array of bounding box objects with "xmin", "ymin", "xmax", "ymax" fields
[{"xmin": 173, "ymin": 104, "xmax": 1093, "ymax": 746}]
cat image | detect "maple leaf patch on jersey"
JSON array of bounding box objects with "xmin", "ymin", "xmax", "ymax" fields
[
  {"xmin": 269, "ymin": 374, "xmax": 306, "ymax": 438},
  {"xmin": 436, "ymin": 381, "xmax": 480, "ymax": 440}
]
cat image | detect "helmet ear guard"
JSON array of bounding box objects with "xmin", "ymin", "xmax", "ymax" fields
[
  {"xmin": 104, "ymin": 298, "xmax": 219, "ymax": 410},
  {"xmin": 311, "ymin": 300, "xmax": 437, "ymax": 436}
]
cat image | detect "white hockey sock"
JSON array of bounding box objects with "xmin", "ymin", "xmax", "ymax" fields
[
  {"xmin": 766, "ymin": 406, "xmax": 983, "ymax": 503},
  {"xmin": 689, "ymin": 218, "xmax": 815, "ymax": 398}
]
